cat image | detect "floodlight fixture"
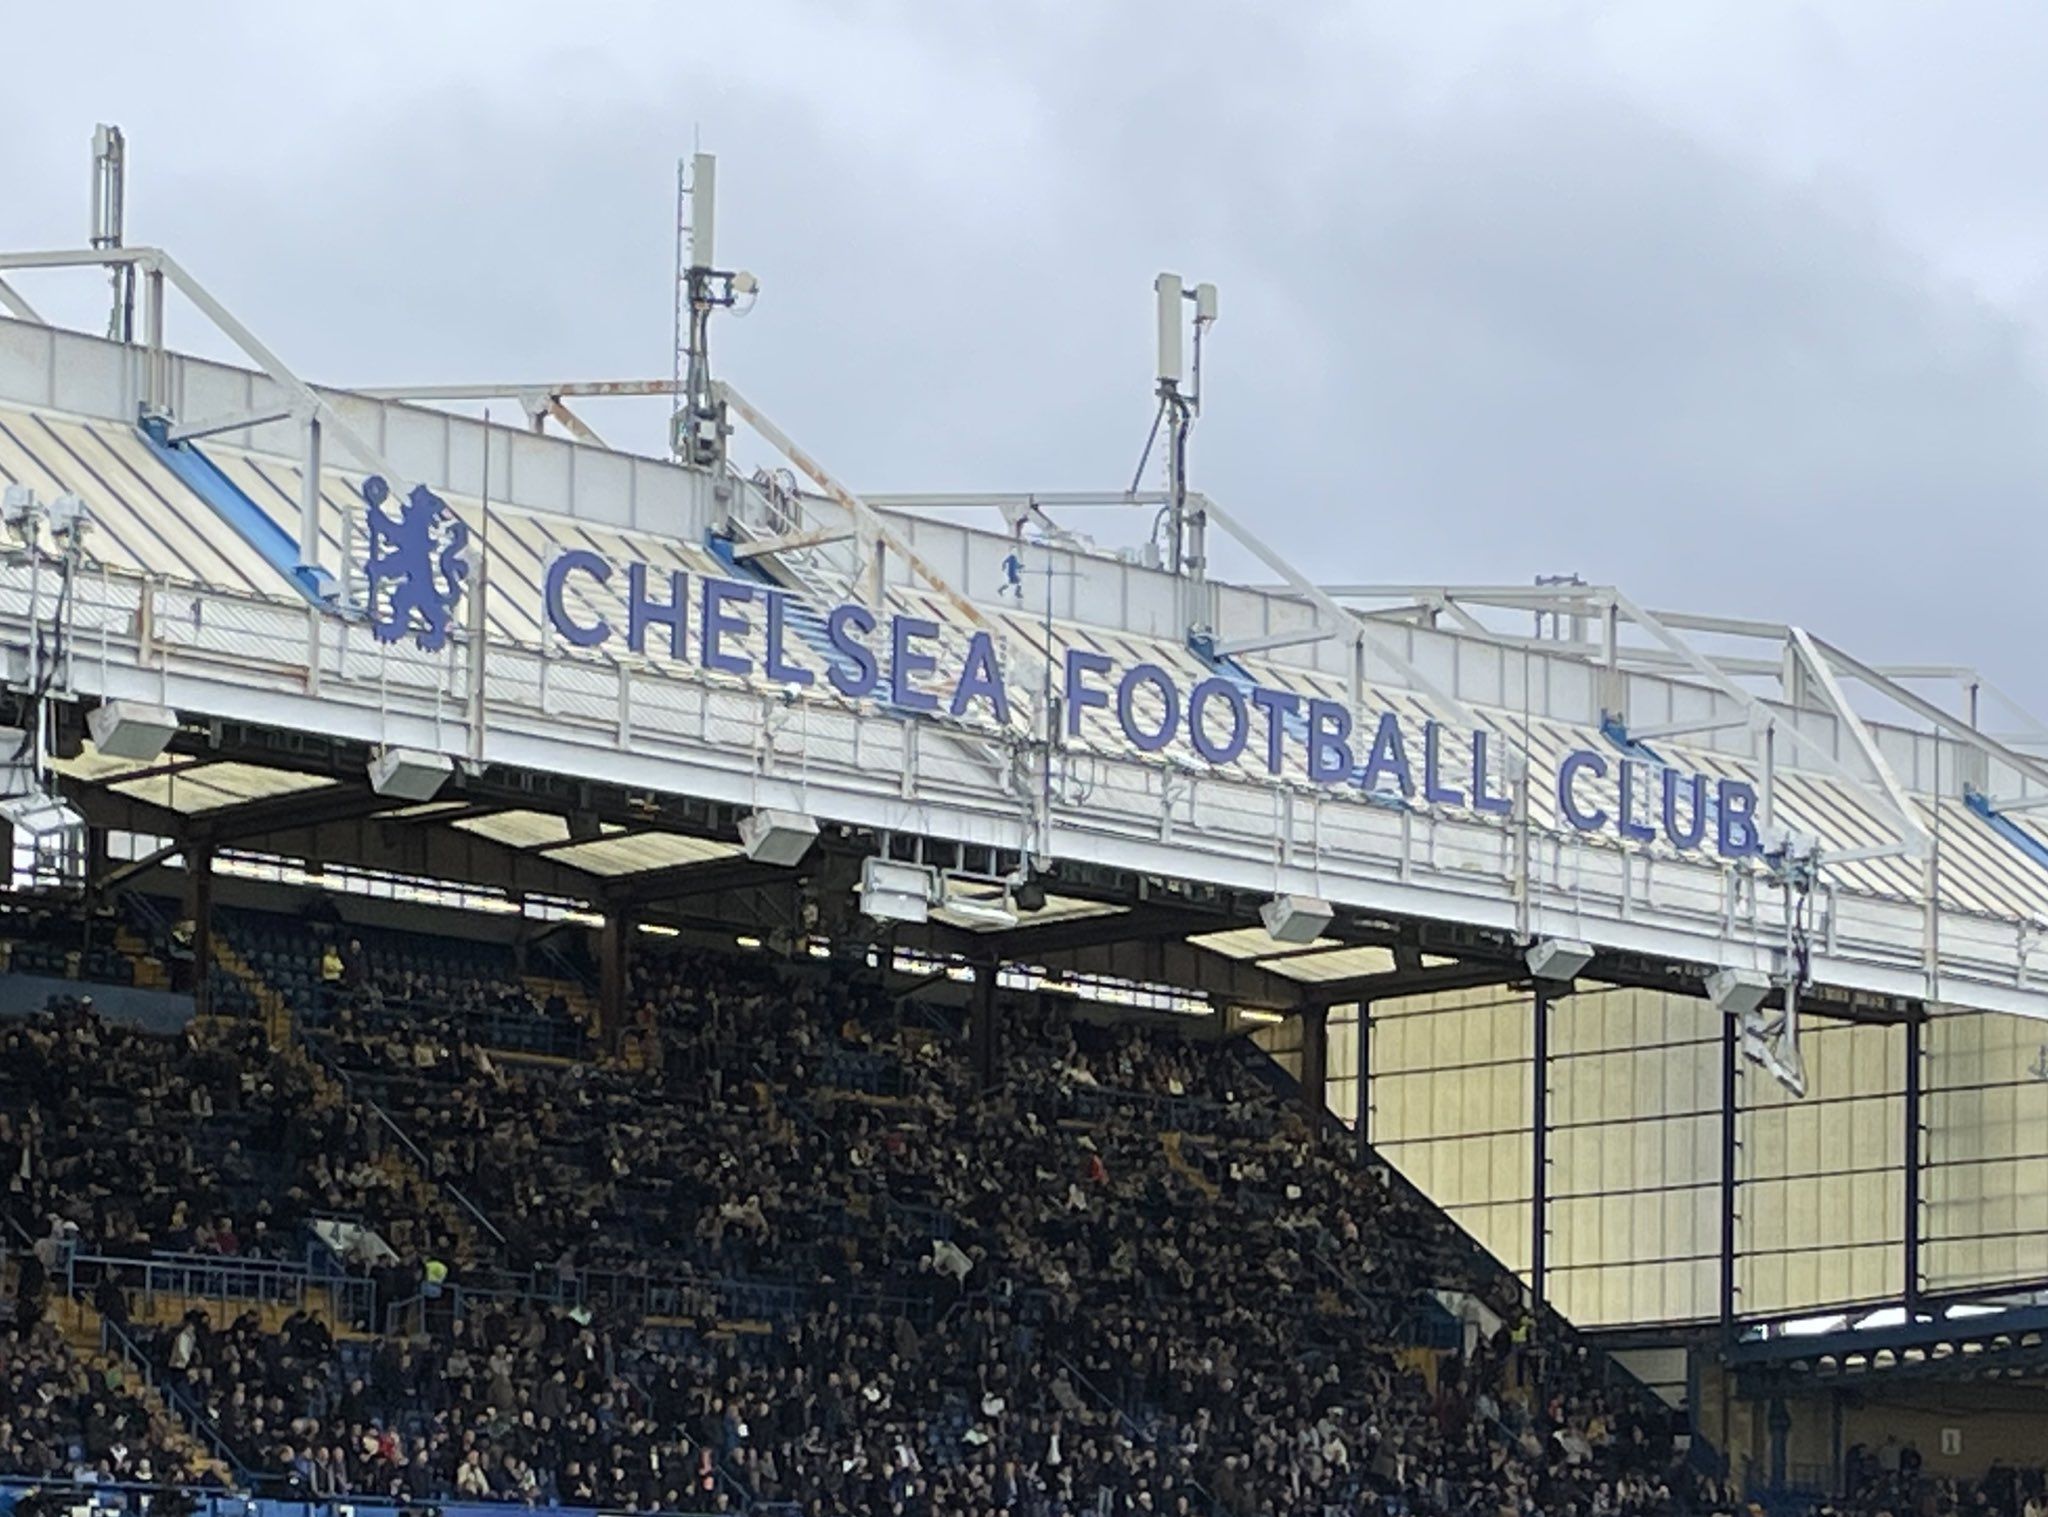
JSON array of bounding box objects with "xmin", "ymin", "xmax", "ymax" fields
[
  {"xmin": 738, "ymin": 807, "xmax": 819, "ymax": 867},
  {"xmin": 1707, "ymin": 967, "xmax": 1772, "ymax": 1019},
  {"xmin": 860, "ymin": 857, "xmax": 933, "ymax": 925},
  {"xmin": 1525, "ymin": 937, "xmax": 1594, "ymax": 983},
  {"xmin": 366, "ymin": 746, "xmax": 452, "ymax": 802},
  {"xmin": 1260, "ymin": 893, "xmax": 1334, "ymax": 945},
  {"xmin": 87, "ymin": 700, "xmax": 178, "ymax": 763}
]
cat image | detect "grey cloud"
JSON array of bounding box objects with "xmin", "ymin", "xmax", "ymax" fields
[{"xmin": 1, "ymin": 1, "xmax": 2042, "ymax": 707}]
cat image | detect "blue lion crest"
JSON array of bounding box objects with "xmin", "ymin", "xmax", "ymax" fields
[{"xmin": 362, "ymin": 476, "xmax": 470, "ymax": 652}]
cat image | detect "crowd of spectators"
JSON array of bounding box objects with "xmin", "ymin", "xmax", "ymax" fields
[
  {"xmin": 3, "ymin": 927, "xmax": 1722, "ymax": 1517},
  {"xmin": 1815, "ymin": 1446, "xmax": 2048, "ymax": 1517},
  {"xmin": 0, "ymin": 1278, "xmax": 197, "ymax": 1488},
  {"xmin": 0, "ymin": 996, "xmax": 459, "ymax": 1268}
]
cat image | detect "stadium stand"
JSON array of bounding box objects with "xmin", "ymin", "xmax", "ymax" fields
[{"xmin": 1, "ymin": 910, "xmax": 1731, "ymax": 1517}]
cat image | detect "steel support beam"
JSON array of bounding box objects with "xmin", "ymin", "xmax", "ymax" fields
[
  {"xmin": 1720, "ymin": 1010, "xmax": 1740, "ymax": 1335},
  {"xmin": 1904, "ymin": 1014, "xmax": 1924, "ymax": 1317},
  {"xmin": 731, "ymin": 526, "xmax": 857, "ymax": 561},
  {"xmin": 166, "ymin": 404, "xmax": 298, "ymax": 445},
  {"xmin": 0, "ymin": 277, "xmax": 43, "ymax": 324},
  {"xmin": 187, "ymin": 840, "xmax": 214, "ymax": 1019},
  {"xmin": 1357, "ymin": 1001, "xmax": 1373, "ymax": 1158},
  {"xmin": 1211, "ymin": 624, "xmax": 1339, "ymax": 659},
  {"xmin": 970, "ymin": 960, "xmax": 1001, "ymax": 1093},
  {"xmin": 1298, "ymin": 1002, "xmax": 1328, "ymax": 1118},
  {"xmin": 1190, "ymin": 493, "xmax": 1511, "ymax": 747},
  {"xmin": 598, "ymin": 906, "xmax": 628, "ymax": 1050},
  {"xmin": 1531, "ymin": 983, "xmax": 1551, "ymax": 1315}
]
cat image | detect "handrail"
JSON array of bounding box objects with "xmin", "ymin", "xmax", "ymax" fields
[
  {"xmin": 64, "ymin": 1248, "xmax": 377, "ymax": 1329},
  {"xmin": 99, "ymin": 1314, "xmax": 252, "ymax": 1480},
  {"xmin": 1050, "ymin": 1351, "xmax": 1219, "ymax": 1514},
  {"xmin": 296, "ymin": 1026, "xmax": 508, "ymax": 1247}
]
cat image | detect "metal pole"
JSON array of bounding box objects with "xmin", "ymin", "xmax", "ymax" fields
[
  {"xmin": 1357, "ymin": 1001, "xmax": 1373, "ymax": 1163},
  {"xmin": 1903, "ymin": 1014, "xmax": 1923, "ymax": 1318},
  {"xmin": 144, "ymin": 266, "xmax": 165, "ymax": 418},
  {"xmin": 1531, "ymin": 983, "xmax": 1550, "ymax": 1314},
  {"xmin": 298, "ymin": 414, "xmax": 322, "ymax": 569},
  {"xmin": 1720, "ymin": 1009, "xmax": 1740, "ymax": 1335},
  {"xmin": 1299, "ymin": 1002, "xmax": 1329, "ymax": 1119}
]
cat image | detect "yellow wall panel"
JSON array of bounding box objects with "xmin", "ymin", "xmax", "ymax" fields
[{"xmin": 1924, "ymin": 1010, "xmax": 2048, "ymax": 1292}]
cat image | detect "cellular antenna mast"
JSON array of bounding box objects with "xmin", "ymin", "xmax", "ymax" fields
[
  {"xmin": 90, "ymin": 125, "xmax": 134, "ymax": 343},
  {"xmin": 671, "ymin": 151, "xmax": 758, "ymax": 470},
  {"xmin": 1132, "ymin": 273, "xmax": 1217, "ymax": 580}
]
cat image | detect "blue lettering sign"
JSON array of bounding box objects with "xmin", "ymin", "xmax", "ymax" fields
[
  {"xmin": 1064, "ymin": 648, "xmax": 1112, "ymax": 738},
  {"xmin": 763, "ymin": 592, "xmax": 813, "ymax": 687},
  {"xmin": 1558, "ymin": 750, "xmax": 1608, "ymax": 833},
  {"xmin": 890, "ymin": 615, "xmax": 941, "ymax": 712},
  {"xmin": 700, "ymin": 579, "xmax": 754, "ymax": 677},
  {"xmin": 1188, "ymin": 677, "xmax": 1249, "ymax": 766},
  {"xmin": 1471, "ymin": 729, "xmax": 1512, "ymax": 816},
  {"xmin": 1361, "ymin": 711, "xmax": 1414, "ymax": 798},
  {"xmin": 525, "ymin": 547, "xmax": 1765, "ymax": 863},
  {"xmin": 1117, "ymin": 663, "xmax": 1180, "ymax": 753},
  {"xmin": 545, "ymin": 549, "xmax": 611, "ymax": 648},
  {"xmin": 950, "ymin": 631, "xmax": 1010, "ymax": 723},
  {"xmin": 1306, "ymin": 699, "xmax": 1354, "ymax": 783},
  {"xmin": 826, "ymin": 604, "xmax": 878, "ymax": 697},
  {"xmin": 1423, "ymin": 721, "xmax": 1464, "ymax": 807},
  {"xmin": 1718, "ymin": 778, "xmax": 1761, "ymax": 858},
  {"xmin": 626, "ymin": 563, "xmax": 687, "ymax": 659},
  {"xmin": 1663, "ymin": 769, "xmax": 1707, "ymax": 851},
  {"xmin": 1617, "ymin": 759, "xmax": 1656, "ymax": 844},
  {"xmin": 1250, "ymin": 686, "xmax": 1300, "ymax": 776}
]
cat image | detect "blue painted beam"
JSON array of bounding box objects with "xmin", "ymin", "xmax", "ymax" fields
[
  {"xmin": 1964, "ymin": 787, "xmax": 2048, "ymax": 872},
  {"xmin": 137, "ymin": 417, "xmax": 332, "ymax": 601}
]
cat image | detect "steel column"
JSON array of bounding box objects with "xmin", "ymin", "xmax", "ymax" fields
[
  {"xmin": 1357, "ymin": 1001, "xmax": 1373, "ymax": 1157},
  {"xmin": 1904, "ymin": 1014, "xmax": 1924, "ymax": 1316},
  {"xmin": 187, "ymin": 841, "xmax": 214, "ymax": 1018},
  {"xmin": 299, "ymin": 414, "xmax": 323, "ymax": 570},
  {"xmin": 1531, "ymin": 983, "xmax": 1551, "ymax": 1313},
  {"xmin": 1720, "ymin": 1009, "xmax": 1740, "ymax": 1333},
  {"xmin": 598, "ymin": 908, "xmax": 628, "ymax": 1050},
  {"xmin": 970, "ymin": 962, "xmax": 1001, "ymax": 1093},
  {"xmin": 1298, "ymin": 1002, "xmax": 1328, "ymax": 1118}
]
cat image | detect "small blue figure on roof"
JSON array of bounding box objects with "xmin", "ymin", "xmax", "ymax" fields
[
  {"xmin": 362, "ymin": 475, "xmax": 470, "ymax": 653},
  {"xmin": 1000, "ymin": 548, "xmax": 1025, "ymax": 600}
]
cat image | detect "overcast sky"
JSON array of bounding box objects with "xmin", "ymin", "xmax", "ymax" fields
[{"xmin": 4, "ymin": 2, "xmax": 2046, "ymax": 717}]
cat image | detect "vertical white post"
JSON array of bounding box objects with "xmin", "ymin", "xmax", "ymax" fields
[
  {"xmin": 144, "ymin": 266, "xmax": 165, "ymax": 418},
  {"xmin": 298, "ymin": 413, "xmax": 323, "ymax": 570}
]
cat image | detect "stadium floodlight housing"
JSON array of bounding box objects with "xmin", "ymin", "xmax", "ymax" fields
[
  {"xmin": 366, "ymin": 746, "xmax": 452, "ymax": 802},
  {"xmin": 1707, "ymin": 967, "xmax": 1772, "ymax": 1019},
  {"xmin": 860, "ymin": 857, "xmax": 934, "ymax": 925},
  {"xmin": 943, "ymin": 895, "xmax": 1019, "ymax": 931},
  {"xmin": 87, "ymin": 700, "xmax": 178, "ymax": 763},
  {"xmin": 1525, "ymin": 937, "xmax": 1594, "ymax": 983},
  {"xmin": 1260, "ymin": 893, "xmax": 1334, "ymax": 945},
  {"xmin": 738, "ymin": 807, "xmax": 819, "ymax": 867}
]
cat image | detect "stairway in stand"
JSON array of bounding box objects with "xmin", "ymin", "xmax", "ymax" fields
[
  {"xmin": 49, "ymin": 1291, "xmax": 235, "ymax": 1485},
  {"xmin": 210, "ymin": 937, "xmax": 294, "ymax": 1045},
  {"xmin": 112, "ymin": 924, "xmax": 173, "ymax": 988}
]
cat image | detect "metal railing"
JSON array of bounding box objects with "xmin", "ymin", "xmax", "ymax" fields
[
  {"xmin": 63, "ymin": 1249, "xmax": 376, "ymax": 1331},
  {"xmin": 98, "ymin": 1315, "xmax": 251, "ymax": 1479},
  {"xmin": 294, "ymin": 1027, "xmax": 508, "ymax": 1247}
]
